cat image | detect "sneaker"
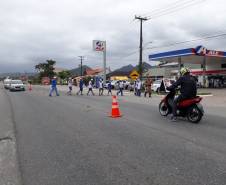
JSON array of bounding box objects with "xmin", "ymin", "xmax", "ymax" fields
[{"xmin": 171, "ymin": 116, "xmax": 177, "ymax": 122}]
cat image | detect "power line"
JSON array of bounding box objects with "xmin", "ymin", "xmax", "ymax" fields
[
  {"xmin": 138, "ymin": 0, "xmax": 207, "ymax": 20},
  {"xmin": 145, "ymin": 33, "xmax": 226, "ymax": 50},
  {"xmin": 141, "ymin": 0, "xmax": 199, "ymax": 17},
  {"xmin": 120, "ymin": 32, "xmax": 226, "ymax": 59}
]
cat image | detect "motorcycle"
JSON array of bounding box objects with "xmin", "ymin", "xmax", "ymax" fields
[{"xmin": 159, "ymin": 89, "xmax": 204, "ymax": 123}]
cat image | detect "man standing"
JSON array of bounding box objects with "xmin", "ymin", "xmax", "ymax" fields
[
  {"xmin": 134, "ymin": 80, "xmax": 137, "ymax": 96},
  {"xmin": 116, "ymin": 80, "xmax": 124, "ymax": 96},
  {"xmin": 76, "ymin": 78, "xmax": 84, "ymax": 95},
  {"xmin": 49, "ymin": 76, "xmax": 59, "ymax": 97},
  {"xmin": 87, "ymin": 79, "xmax": 95, "ymax": 96},
  {"xmin": 144, "ymin": 77, "xmax": 153, "ymax": 98},
  {"xmin": 136, "ymin": 79, "xmax": 142, "ymax": 97},
  {"xmin": 99, "ymin": 79, "xmax": 104, "ymax": 96}
]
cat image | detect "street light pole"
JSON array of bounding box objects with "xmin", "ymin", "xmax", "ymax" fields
[
  {"xmin": 135, "ymin": 15, "xmax": 148, "ymax": 81},
  {"xmin": 78, "ymin": 56, "xmax": 84, "ymax": 76}
]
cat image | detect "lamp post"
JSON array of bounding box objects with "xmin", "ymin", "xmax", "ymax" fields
[{"xmin": 78, "ymin": 56, "xmax": 84, "ymax": 76}]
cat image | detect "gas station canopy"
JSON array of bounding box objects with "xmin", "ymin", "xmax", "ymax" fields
[
  {"xmin": 149, "ymin": 45, "xmax": 226, "ymax": 75},
  {"xmin": 149, "ymin": 45, "xmax": 226, "ymax": 62}
]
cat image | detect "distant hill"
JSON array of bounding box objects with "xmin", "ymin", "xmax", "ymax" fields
[
  {"xmin": 112, "ymin": 62, "xmax": 152, "ymax": 74},
  {"xmin": 0, "ymin": 72, "xmax": 37, "ymax": 79},
  {"xmin": 70, "ymin": 65, "xmax": 91, "ymax": 76},
  {"xmin": 134, "ymin": 62, "xmax": 152, "ymax": 72}
]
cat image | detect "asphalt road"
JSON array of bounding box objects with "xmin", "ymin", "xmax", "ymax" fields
[{"xmin": 4, "ymin": 87, "xmax": 226, "ymax": 185}]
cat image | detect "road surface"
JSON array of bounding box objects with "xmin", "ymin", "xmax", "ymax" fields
[{"xmin": 3, "ymin": 86, "xmax": 226, "ymax": 185}]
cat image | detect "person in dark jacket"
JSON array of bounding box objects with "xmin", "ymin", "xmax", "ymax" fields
[
  {"xmin": 167, "ymin": 67, "xmax": 197, "ymax": 121},
  {"xmin": 107, "ymin": 81, "xmax": 112, "ymax": 96}
]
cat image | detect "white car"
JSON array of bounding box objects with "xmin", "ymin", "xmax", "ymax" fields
[
  {"xmin": 3, "ymin": 78, "xmax": 12, "ymax": 89},
  {"xmin": 151, "ymin": 80, "xmax": 162, "ymax": 93},
  {"xmin": 9, "ymin": 80, "xmax": 25, "ymax": 91},
  {"xmin": 152, "ymin": 79, "xmax": 173, "ymax": 93}
]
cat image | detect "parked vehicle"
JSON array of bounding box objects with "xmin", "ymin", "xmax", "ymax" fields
[
  {"xmin": 103, "ymin": 80, "xmax": 111, "ymax": 88},
  {"xmin": 151, "ymin": 80, "xmax": 162, "ymax": 93},
  {"xmin": 3, "ymin": 78, "xmax": 12, "ymax": 89},
  {"xmin": 159, "ymin": 89, "xmax": 204, "ymax": 123},
  {"xmin": 9, "ymin": 80, "xmax": 25, "ymax": 91},
  {"xmin": 110, "ymin": 80, "xmax": 118, "ymax": 89}
]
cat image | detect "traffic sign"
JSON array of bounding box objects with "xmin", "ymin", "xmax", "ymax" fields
[{"xmin": 130, "ymin": 70, "xmax": 139, "ymax": 80}]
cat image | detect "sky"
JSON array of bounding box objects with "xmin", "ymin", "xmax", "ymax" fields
[{"xmin": 0, "ymin": 0, "xmax": 226, "ymax": 73}]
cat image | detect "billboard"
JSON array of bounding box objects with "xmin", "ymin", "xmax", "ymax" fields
[{"xmin": 93, "ymin": 40, "xmax": 106, "ymax": 51}]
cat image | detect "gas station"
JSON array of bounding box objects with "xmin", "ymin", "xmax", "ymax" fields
[{"xmin": 149, "ymin": 45, "xmax": 226, "ymax": 88}]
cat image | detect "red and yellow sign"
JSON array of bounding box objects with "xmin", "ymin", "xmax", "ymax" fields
[{"xmin": 130, "ymin": 70, "xmax": 139, "ymax": 80}]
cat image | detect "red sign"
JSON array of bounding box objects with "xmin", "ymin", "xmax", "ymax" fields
[{"xmin": 42, "ymin": 77, "xmax": 50, "ymax": 85}]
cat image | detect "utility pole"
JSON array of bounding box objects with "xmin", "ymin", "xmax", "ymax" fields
[
  {"xmin": 135, "ymin": 15, "xmax": 148, "ymax": 81},
  {"xmin": 78, "ymin": 56, "xmax": 84, "ymax": 76}
]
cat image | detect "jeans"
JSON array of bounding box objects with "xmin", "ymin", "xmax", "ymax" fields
[
  {"xmin": 108, "ymin": 89, "xmax": 112, "ymax": 95},
  {"xmin": 87, "ymin": 88, "xmax": 94, "ymax": 95},
  {"xmin": 117, "ymin": 88, "xmax": 123, "ymax": 96},
  {"xmin": 77, "ymin": 88, "xmax": 83, "ymax": 95},
  {"xmin": 137, "ymin": 89, "xmax": 141, "ymax": 97},
  {"xmin": 49, "ymin": 86, "xmax": 59, "ymax": 96},
  {"xmin": 99, "ymin": 88, "xmax": 104, "ymax": 96}
]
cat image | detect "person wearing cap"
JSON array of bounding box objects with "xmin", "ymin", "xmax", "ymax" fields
[
  {"xmin": 67, "ymin": 77, "xmax": 73, "ymax": 95},
  {"xmin": 87, "ymin": 79, "xmax": 95, "ymax": 96},
  {"xmin": 49, "ymin": 76, "xmax": 59, "ymax": 97},
  {"xmin": 166, "ymin": 67, "xmax": 197, "ymax": 121}
]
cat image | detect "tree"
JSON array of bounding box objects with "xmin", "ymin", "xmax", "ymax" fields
[
  {"xmin": 35, "ymin": 59, "xmax": 56, "ymax": 80},
  {"xmin": 58, "ymin": 70, "xmax": 71, "ymax": 80}
]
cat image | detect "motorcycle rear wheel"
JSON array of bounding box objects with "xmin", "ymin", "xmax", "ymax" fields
[
  {"xmin": 187, "ymin": 105, "xmax": 202, "ymax": 123},
  {"xmin": 159, "ymin": 101, "xmax": 169, "ymax": 116}
]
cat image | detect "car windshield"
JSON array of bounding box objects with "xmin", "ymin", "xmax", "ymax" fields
[{"xmin": 11, "ymin": 80, "xmax": 23, "ymax": 84}]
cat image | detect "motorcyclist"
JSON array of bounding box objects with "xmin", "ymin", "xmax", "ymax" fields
[{"xmin": 166, "ymin": 67, "xmax": 197, "ymax": 121}]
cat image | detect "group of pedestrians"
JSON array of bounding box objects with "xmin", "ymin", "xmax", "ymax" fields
[
  {"xmin": 49, "ymin": 76, "xmax": 153, "ymax": 98},
  {"xmin": 133, "ymin": 77, "xmax": 153, "ymax": 98}
]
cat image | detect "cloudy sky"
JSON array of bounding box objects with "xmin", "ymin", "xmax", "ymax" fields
[{"xmin": 0, "ymin": 0, "xmax": 226, "ymax": 73}]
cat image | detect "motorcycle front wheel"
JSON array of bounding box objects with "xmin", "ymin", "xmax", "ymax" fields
[
  {"xmin": 159, "ymin": 101, "xmax": 169, "ymax": 116},
  {"xmin": 187, "ymin": 105, "xmax": 202, "ymax": 123}
]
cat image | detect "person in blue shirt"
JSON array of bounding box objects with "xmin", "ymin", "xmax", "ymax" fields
[
  {"xmin": 76, "ymin": 78, "xmax": 84, "ymax": 95},
  {"xmin": 49, "ymin": 76, "xmax": 59, "ymax": 96},
  {"xmin": 107, "ymin": 81, "xmax": 112, "ymax": 95}
]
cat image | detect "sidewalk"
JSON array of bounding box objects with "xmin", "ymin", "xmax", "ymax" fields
[{"xmin": 0, "ymin": 84, "xmax": 22, "ymax": 185}]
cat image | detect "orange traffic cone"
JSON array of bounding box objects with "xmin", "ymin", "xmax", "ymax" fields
[
  {"xmin": 29, "ymin": 83, "xmax": 32, "ymax": 91},
  {"xmin": 109, "ymin": 95, "xmax": 122, "ymax": 118}
]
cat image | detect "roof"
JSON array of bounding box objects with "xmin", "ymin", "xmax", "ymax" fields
[{"xmin": 107, "ymin": 70, "xmax": 132, "ymax": 77}]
